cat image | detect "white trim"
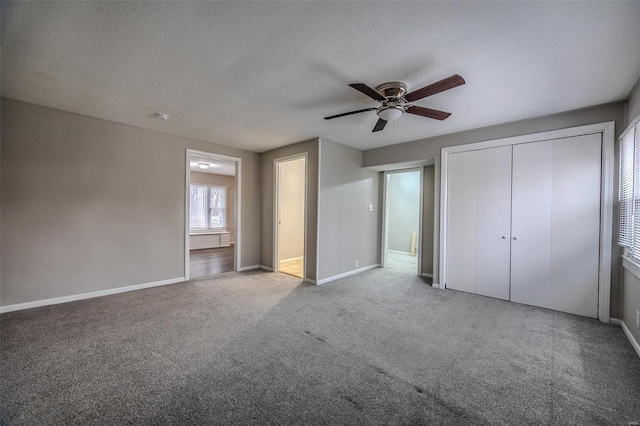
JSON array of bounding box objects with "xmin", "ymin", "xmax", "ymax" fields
[
  {"xmin": 280, "ymin": 256, "xmax": 303, "ymax": 263},
  {"xmin": 317, "ymin": 139, "xmax": 322, "ymax": 283},
  {"xmin": 432, "ymin": 283, "xmax": 440, "ymax": 288},
  {"xmin": 609, "ymin": 318, "xmax": 622, "ymax": 326},
  {"xmin": 421, "ymin": 273, "xmax": 434, "ymax": 278},
  {"xmin": 237, "ymin": 265, "xmax": 260, "ymax": 272},
  {"xmin": 381, "ymin": 168, "xmax": 423, "ymax": 276},
  {"xmin": 621, "ymin": 320, "xmax": 640, "ymax": 359},
  {"xmin": 432, "ymin": 160, "xmax": 440, "ymax": 283},
  {"xmin": 388, "ymin": 249, "xmax": 411, "ymax": 255},
  {"xmin": 273, "ymin": 153, "xmax": 308, "ymax": 280},
  {"xmin": 260, "ymin": 265, "xmax": 274, "ymax": 272},
  {"xmin": 442, "ymin": 122, "xmax": 613, "ymax": 154},
  {"xmin": 305, "ymin": 278, "xmax": 317, "ymax": 285},
  {"xmin": 622, "ymin": 255, "xmax": 640, "ymax": 280},
  {"xmin": 186, "ymin": 149, "xmax": 242, "ymax": 279},
  {"xmin": 316, "ymin": 264, "xmax": 379, "ymax": 285},
  {"xmin": 439, "ymin": 122, "xmax": 614, "ymax": 323},
  {"xmin": 0, "ymin": 277, "xmax": 186, "ymax": 313},
  {"xmin": 621, "ymin": 111, "xmax": 640, "ymax": 141}
]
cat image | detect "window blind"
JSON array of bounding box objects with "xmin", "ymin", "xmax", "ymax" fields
[
  {"xmin": 632, "ymin": 123, "xmax": 640, "ymax": 259},
  {"xmin": 619, "ymin": 129, "xmax": 634, "ymax": 247}
]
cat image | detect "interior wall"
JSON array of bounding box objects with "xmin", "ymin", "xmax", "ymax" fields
[
  {"xmin": 0, "ymin": 98, "xmax": 260, "ymax": 307},
  {"xmin": 386, "ymin": 171, "xmax": 420, "ymax": 253},
  {"xmin": 422, "ymin": 166, "xmax": 435, "ymax": 275},
  {"xmin": 318, "ymin": 139, "xmax": 380, "ymax": 282},
  {"xmin": 363, "ymin": 102, "xmax": 626, "ymax": 318},
  {"xmin": 190, "ymin": 171, "xmax": 236, "ymax": 243},
  {"xmin": 277, "ymin": 158, "xmax": 305, "ymax": 262},
  {"xmin": 260, "ymin": 138, "xmax": 318, "ymax": 281},
  {"xmin": 628, "ymin": 78, "xmax": 640, "ymax": 125}
]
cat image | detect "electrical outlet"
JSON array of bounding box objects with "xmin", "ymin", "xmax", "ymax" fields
[
  {"xmin": 636, "ymin": 310, "xmax": 640, "ymax": 329},
  {"xmin": 355, "ymin": 260, "xmax": 359, "ymax": 268}
]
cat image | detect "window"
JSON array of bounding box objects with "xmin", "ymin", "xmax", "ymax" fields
[
  {"xmin": 619, "ymin": 119, "xmax": 640, "ymax": 261},
  {"xmin": 190, "ymin": 184, "xmax": 226, "ymax": 230}
]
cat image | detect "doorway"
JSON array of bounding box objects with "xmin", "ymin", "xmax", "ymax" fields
[
  {"xmin": 185, "ymin": 149, "xmax": 241, "ymax": 280},
  {"xmin": 274, "ymin": 155, "xmax": 307, "ymax": 279},
  {"xmin": 383, "ymin": 169, "xmax": 422, "ymax": 275}
]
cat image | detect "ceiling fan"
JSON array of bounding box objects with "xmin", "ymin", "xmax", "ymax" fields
[{"xmin": 324, "ymin": 74, "xmax": 465, "ymax": 132}]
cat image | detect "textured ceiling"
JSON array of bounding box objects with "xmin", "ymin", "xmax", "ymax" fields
[
  {"xmin": 2, "ymin": 1, "xmax": 639, "ymax": 152},
  {"xmin": 189, "ymin": 155, "xmax": 236, "ymax": 176}
]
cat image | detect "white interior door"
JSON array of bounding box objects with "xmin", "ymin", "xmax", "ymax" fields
[
  {"xmin": 510, "ymin": 140, "xmax": 554, "ymax": 309},
  {"xmin": 475, "ymin": 146, "xmax": 512, "ymax": 300},
  {"xmin": 446, "ymin": 146, "xmax": 512, "ymax": 299},
  {"xmin": 511, "ymin": 135, "xmax": 601, "ymax": 317},
  {"xmin": 549, "ymin": 134, "xmax": 601, "ymax": 317},
  {"xmin": 446, "ymin": 151, "xmax": 478, "ymax": 294}
]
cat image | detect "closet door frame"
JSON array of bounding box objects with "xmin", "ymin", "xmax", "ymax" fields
[{"xmin": 439, "ymin": 122, "xmax": 615, "ymax": 323}]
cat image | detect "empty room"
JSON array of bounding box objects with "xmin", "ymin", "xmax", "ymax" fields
[{"xmin": 1, "ymin": 1, "xmax": 640, "ymax": 424}]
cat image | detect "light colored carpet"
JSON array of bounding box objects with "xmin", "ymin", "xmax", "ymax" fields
[{"xmin": 1, "ymin": 268, "xmax": 639, "ymax": 425}]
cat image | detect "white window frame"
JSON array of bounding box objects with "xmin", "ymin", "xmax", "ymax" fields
[
  {"xmin": 189, "ymin": 184, "xmax": 227, "ymax": 231},
  {"xmin": 619, "ymin": 113, "xmax": 640, "ymax": 271}
]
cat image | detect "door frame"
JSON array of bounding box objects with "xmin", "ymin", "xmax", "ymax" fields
[
  {"xmin": 381, "ymin": 168, "xmax": 424, "ymax": 276},
  {"xmin": 273, "ymin": 153, "xmax": 308, "ymax": 280},
  {"xmin": 439, "ymin": 121, "xmax": 615, "ymax": 322},
  {"xmin": 185, "ymin": 149, "xmax": 242, "ymax": 280}
]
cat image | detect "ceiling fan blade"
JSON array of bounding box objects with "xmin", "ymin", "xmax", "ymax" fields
[
  {"xmin": 349, "ymin": 83, "xmax": 387, "ymax": 102},
  {"xmin": 372, "ymin": 118, "xmax": 387, "ymax": 132},
  {"xmin": 406, "ymin": 106, "xmax": 451, "ymax": 121},
  {"xmin": 324, "ymin": 108, "xmax": 376, "ymax": 120},
  {"xmin": 404, "ymin": 74, "xmax": 465, "ymax": 102}
]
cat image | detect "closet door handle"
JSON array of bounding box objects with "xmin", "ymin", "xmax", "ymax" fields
[
  {"xmin": 513, "ymin": 236, "xmax": 519, "ymax": 240},
  {"xmin": 501, "ymin": 235, "xmax": 508, "ymax": 239}
]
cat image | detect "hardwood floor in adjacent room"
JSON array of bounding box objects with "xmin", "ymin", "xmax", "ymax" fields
[{"xmin": 190, "ymin": 246, "xmax": 234, "ymax": 279}]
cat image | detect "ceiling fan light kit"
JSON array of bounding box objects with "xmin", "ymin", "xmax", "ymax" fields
[{"xmin": 324, "ymin": 74, "xmax": 465, "ymax": 132}]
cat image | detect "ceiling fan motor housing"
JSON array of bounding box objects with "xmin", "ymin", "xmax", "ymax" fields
[{"xmin": 375, "ymin": 81, "xmax": 408, "ymax": 100}]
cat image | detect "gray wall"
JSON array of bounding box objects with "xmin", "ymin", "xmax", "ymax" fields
[
  {"xmin": 364, "ymin": 101, "xmax": 626, "ymax": 318},
  {"xmin": 190, "ymin": 172, "xmax": 236, "ymax": 243},
  {"xmin": 277, "ymin": 158, "xmax": 305, "ymax": 261},
  {"xmin": 386, "ymin": 171, "xmax": 420, "ymax": 253},
  {"xmin": 422, "ymin": 166, "xmax": 435, "ymax": 276},
  {"xmin": 260, "ymin": 139, "xmax": 319, "ymax": 281},
  {"xmin": 1, "ymin": 98, "xmax": 260, "ymax": 307},
  {"xmin": 621, "ymin": 80, "xmax": 640, "ymax": 344},
  {"xmin": 318, "ymin": 139, "xmax": 380, "ymax": 281},
  {"xmin": 628, "ymin": 79, "xmax": 640, "ymax": 126}
]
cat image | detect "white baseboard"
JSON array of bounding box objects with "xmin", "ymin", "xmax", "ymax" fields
[
  {"xmin": 304, "ymin": 278, "xmax": 317, "ymax": 285},
  {"xmin": 421, "ymin": 273, "xmax": 433, "ymax": 278},
  {"xmin": 260, "ymin": 265, "xmax": 274, "ymax": 272},
  {"xmin": 316, "ymin": 264, "xmax": 380, "ymax": 285},
  {"xmin": 609, "ymin": 318, "xmax": 622, "ymax": 326},
  {"xmin": 280, "ymin": 256, "xmax": 303, "ymax": 264},
  {"xmin": 0, "ymin": 277, "xmax": 186, "ymax": 314},
  {"xmin": 237, "ymin": 265, "xmax": 260, "ymax": 272},
  {"xmin": 388, "ymin": 250, "xmax": 411, "ymax": 255},
  {"xmin": 621, "ymin": 320, "xmax": 640, "ymax": 359},
  {"xmin": 432, "ymin": 283, "xmax": 440, "ymax": 289}
]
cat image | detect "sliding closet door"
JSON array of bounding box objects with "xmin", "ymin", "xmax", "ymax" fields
[
  {"xmin": 511, "ymin": 134, "xmax": 601, "ymax": 317},
  {"xmin": 446, "ymin": 146, "xmax": 511, "ymax": 299}
]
